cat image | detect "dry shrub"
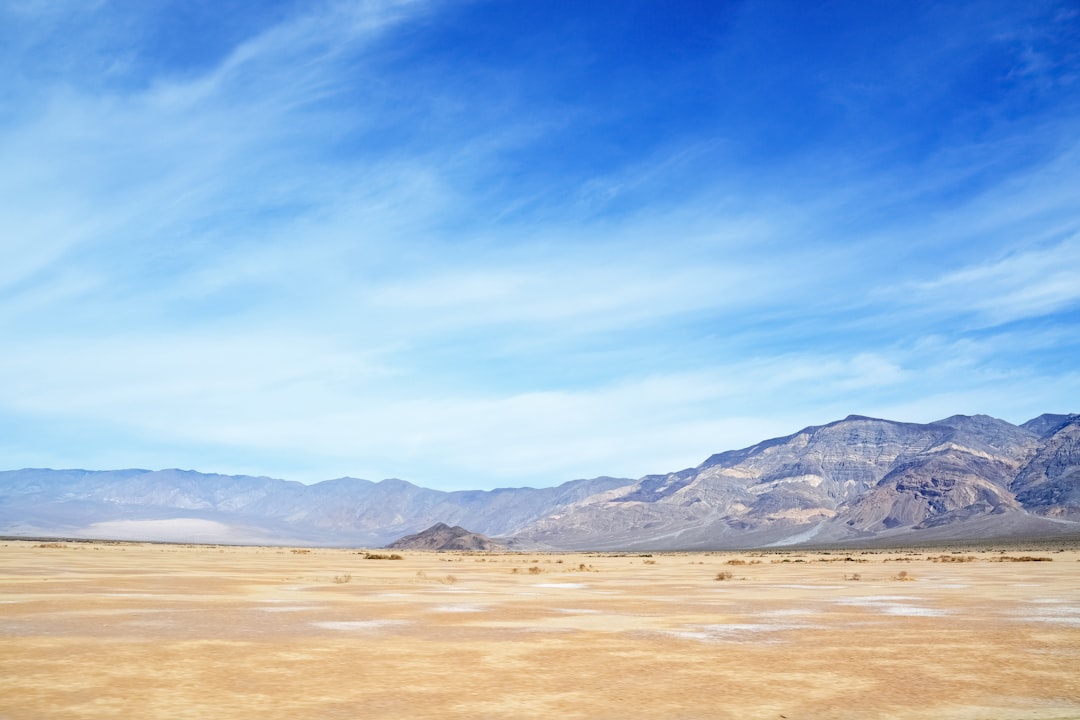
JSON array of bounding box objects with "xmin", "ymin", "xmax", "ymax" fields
[
  {"xmin": 844, "ymin": 573, "xmax": 862, "ymax": 581},
  {"xmin": 439, "ymin": 574, "xmax": 457, "ymax": 584},
  {"xmin": 642, "ymin": 559, "xmax": 657, "ymax": 565},
  {"xmin": 332, "ymin": 573, "xmax": 352, "ymax": 584},
  {"xmin": 35, "ymin": 543, "xmax": 67, "ymax": 549},
  {"xmin": 931, "ymin": 554, "xmax": 976, "ymax": 562},
  {"xmin": 715, "ymin": 571, "xmax": 734, "ymax": 581},
  {"xmin": 991, "ymin": 556, "xmax": 1052, "ymax": 562},
  {"xmin": 290, "ymin": 549, "xmax": 311, "ymax": 554},
  {"xmin": 528, "ymin": 566, "xmax": 542, "ymax": 575},
  {"xmin": 363, "ymin": 553, "xmax": 403, "ymax": 560},
  {"xmin": 725, "ymin": 559, "xmax": 747, "ymax": 566},
  {"xmin": 893, "ymin": 570, "xmax": 915, "ymax": 581}
]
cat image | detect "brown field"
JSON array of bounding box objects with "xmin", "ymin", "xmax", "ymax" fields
[{"xmin": 2, "ymin": 540, "xmax": 1079, "ymax": 719}]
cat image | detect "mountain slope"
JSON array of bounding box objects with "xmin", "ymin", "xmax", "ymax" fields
[
  {"xmin": 1011, "ymin": 418, "xmax": 1080, "ymax": 519},
  {"xmin": 508, "ymin": 414, "xmax": 1070, "ymax": 548}
]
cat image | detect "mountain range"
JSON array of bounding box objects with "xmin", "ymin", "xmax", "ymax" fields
[{"xmin": 2, "ymin": 413, "xmax": 1078, "ymax": 549}]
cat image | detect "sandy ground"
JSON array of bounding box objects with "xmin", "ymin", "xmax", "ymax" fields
[{"xmin": 1, "ymin": 541, "xmax": 1078, "ymax": 719}]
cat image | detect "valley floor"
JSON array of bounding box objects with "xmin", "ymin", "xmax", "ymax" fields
[{"xmin": 1, "ymin": 540, "xmax": 1079, "ymax": 719}]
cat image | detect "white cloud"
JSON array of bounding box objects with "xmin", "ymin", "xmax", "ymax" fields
[{"xmin": 914, "ymin": 232, "xmax": 1080, "ymax": 326}]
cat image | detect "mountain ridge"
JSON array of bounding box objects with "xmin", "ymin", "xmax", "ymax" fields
[{"xmin": 2, "ymin": 413, "xmax": 1078, "ymax": 549}]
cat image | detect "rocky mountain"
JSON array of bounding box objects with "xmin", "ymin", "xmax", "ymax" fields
[
  {"xmin": 505, "ymin": 413, "xmax": 1079, "ymax": 549},
  {"xmin": 386, "ymin": 523, "xmax": 506, "ymax": 551},
  {"xmin": 2, "ymin": 413, "xmax": 1078, "ymax": 549}
]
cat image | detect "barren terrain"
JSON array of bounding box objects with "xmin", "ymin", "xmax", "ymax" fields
[{"xmin": 2, "ymin": 540, "xmax": 1078, "ymax": 719}]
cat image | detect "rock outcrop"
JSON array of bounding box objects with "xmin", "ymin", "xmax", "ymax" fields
[{"xmin": 386, "ymin": 522, "xmax": 506, "ymax": 551}]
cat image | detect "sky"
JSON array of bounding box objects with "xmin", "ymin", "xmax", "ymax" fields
[{"xmin": 2, "ymin": 0, "xmax": 1079, "ymax": 490}]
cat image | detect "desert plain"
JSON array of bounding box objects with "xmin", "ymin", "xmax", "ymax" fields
[{"xmin": 1, "ymin": 539, "xmax": 1079, "ymax": 719}]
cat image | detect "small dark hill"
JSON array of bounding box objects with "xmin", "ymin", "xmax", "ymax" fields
[{"xmin": 386, "ymin": 522, "xmax": 506, "ymax": 551}]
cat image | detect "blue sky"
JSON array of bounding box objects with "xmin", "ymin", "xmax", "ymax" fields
[{"xmin": 2, "ymin": 1, "xmax": 1079, "ymax": 489}]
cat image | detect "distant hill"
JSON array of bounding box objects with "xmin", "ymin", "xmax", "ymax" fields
[
  {"xmin": 2, "ymin": 413, "xmax": 1078, "ymax": 549},
  {"xmin": 386, "ymin": 523, "xmax": 506, "ymax": 551}
]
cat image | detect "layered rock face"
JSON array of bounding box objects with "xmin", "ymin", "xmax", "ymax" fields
[
  {"xmin": 2, "ymin": 413, "xmax": 1078, "ymax": 548},
  {"xmin": 1011, "ymin": 418, "xmax": 1080, "ymax": 519},
  {"xmin": 507, "ymin": 414, "xmax": 1077, "ymax": 548}
]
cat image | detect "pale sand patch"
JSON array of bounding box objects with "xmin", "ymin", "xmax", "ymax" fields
[
  {"xmin": 1019, "ymin": 605, "xmax": 1080, "ymax": 626},
  {"xmin": 433, "ymin": 587, "xmax": 483, "ymax": 593},
  {"xmin": 310, "ymin": 620, "xmax": 409, "ymax": 631},
  {"xmin": 836, "ymin": 595, "xmax": 947, "ymax": 616},
  {"xmin": 1025, "ymin": 616, "xmax": 1080, "ymax": 627},
  {"xmin": 668, "ymin": 621, "xmax": 816, "ymax": 641},
  {"xmin": 880, "ymin": 605, "xmax": 949, "ymax": 617},
  {"xmin": 429, "ymin": 604, "xmax": 490, "ymax": 613},
  {"xmin": 837, "ymin": 595, "xmax": 920, "ymax": 605},
  {"xmin": 757, "ymin": 608, "xmax": 817, "ymax": 617},
  {"xmin": 74, "ymin": 518, "xmax": 270, "ymax": 544}
]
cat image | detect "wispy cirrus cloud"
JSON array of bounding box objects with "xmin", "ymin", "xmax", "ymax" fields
[{"xmin": 914, "ymin": 234, "xmax": 1080, "ymax": 327}]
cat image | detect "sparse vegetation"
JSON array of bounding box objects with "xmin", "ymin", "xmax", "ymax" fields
[
  {"xmin": 332, "ymin": 573, "xmax": 352, "ymax": 584},
  {"xmin": 363, "ymin": 553, "xmax": 403, "ymax": 560},
  {"xmin": 893, "ymin": 570, "xmax": 915, "ymax": 581},
  {"xmin": 991, "ymin": 556, "xmax": 1052, "ymax": 562},
  {"xmin": 931, "ymin": 554, "xmax": 976, "ymax": 562},
  {"xmin": 290, "ymin": 549, "xmax": 311, "ymax": 554},
  {"xmin": 715, "ymin": 571, "xmax": 734, "ymax": 581}
]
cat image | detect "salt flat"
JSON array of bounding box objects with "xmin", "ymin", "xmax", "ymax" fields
[{"xmin": 1, "ymin": 541, "xmax": 1078, "ymax": 719}]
